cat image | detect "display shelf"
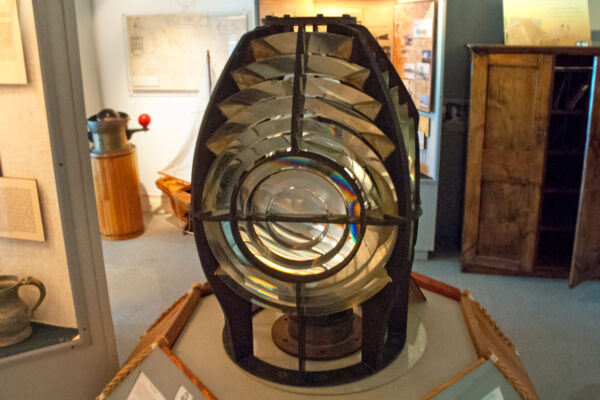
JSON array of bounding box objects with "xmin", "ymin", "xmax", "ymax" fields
[{"xmin": 0, "ymin": 323, "xmax": 79, "ymax": 359}]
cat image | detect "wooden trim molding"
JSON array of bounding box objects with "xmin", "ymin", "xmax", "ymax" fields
[{"xmin": 468, "ymin": 44, "xmax": 600, "ymax": 56}]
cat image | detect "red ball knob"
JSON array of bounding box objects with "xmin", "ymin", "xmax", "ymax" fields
[{"xmin": 138, "ymin": 113, "xmax": 151, "ymax": 129}]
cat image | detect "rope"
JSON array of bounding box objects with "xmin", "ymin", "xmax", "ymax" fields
[
  {"xmin": 489, "ymin": 353, "xmax": 539, "ymax": 400},
  {"xmin": 96, "ymin": 336, "xmax": 168, "ymax": 400},
  {"xmin": 145, "ymin": 291, "xmax": 189, "ymax": 333},
  {"xmin": 145, "ymin": 283, "xmax": 210, "ymax": 335},
  {"xmin": 462, "ymin": 290, "xmax": 516, "ymax": 350},
  {"xmin": 96, "ymin": 282, "xmax": 211, "ymax": 399}
]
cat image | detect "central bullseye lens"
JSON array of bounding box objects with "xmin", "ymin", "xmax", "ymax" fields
[
  {"xmin": 265, "ymin": 187, "xmax": 330, "ymax": 249},
  {"xmin": 238, "ymin": 156, "xmax": 362, "ymax": 277}
]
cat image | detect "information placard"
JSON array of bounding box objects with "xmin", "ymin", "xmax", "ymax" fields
[
  {"xmin": 0, "ymin": 0, "xmax": 27, "ymax": 84},
  {"xmin": 503, "ymin": 0, "xmax": 592, "ymax": 46},
  {"xmin": 0, "ymin": 177, "xmax": 44, "ymax": 242},
  {"xmin": 393, "ymin": 0, "xmax": 435, "ymax": 112}
]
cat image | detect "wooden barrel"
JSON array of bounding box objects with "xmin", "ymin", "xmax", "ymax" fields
[{"xmin": 90, "ymin": 146, "xmax": 144, "ymax": 240}]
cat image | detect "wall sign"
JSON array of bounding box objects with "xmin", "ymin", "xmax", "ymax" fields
[
  {"xmin": 0, "ymin": 0, "xmax": 27, "ymax": 84},
  {"xmin": 0, "ymin": 177, "xmax": 44, "ymax": 242},
  {"xmin": 503, "ymin": 0, "xmax": 592, "ymax": 46},
  {"xmin": 125, "ymin": 13, "xmax": 247, "ymax": 93},
  {"xmin": 393, "ymin": 0, "xmax": 436, "ymax": 113}
]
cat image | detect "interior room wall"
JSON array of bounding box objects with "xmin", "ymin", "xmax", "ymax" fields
[
  {"xmin": 89, "ymin": 0, "xmax": 256, "ymax": 208},
  {"xmin": 0, "ymin": 0, "xmax": 77, "ymax": 328},
  {"xmin": 435, "ymin": 0, "xmax": 503, "ymax": 251},
  {"xmin": 590, "ymin": 0, "xmax": 600, "ymax": 44},
  {"xmin": 589, "ymin": 0, "xmax": 600, "ymax": 31},
  {"xmin": 74, "ymin": 0, "xmax": 102, "ymax": 115}
]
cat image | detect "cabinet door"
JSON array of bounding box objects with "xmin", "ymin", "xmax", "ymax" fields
[
  {"xmin": 462, "ymin": 53, "xmax": 553, "ymax": 273},
  {"xmin": 570, "ymin": 63, "xmax": 600, "ymax": 287}
]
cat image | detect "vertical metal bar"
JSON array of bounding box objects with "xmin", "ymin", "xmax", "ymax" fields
[
  {"xmin": 290, "ymin": 24, "xmax": 306, "ymax": 153},
  {"xmin": 295, "ymin": 282, "xmax": 306, "ymax": 373}
]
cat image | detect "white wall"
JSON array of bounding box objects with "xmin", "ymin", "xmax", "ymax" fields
[
  {"xmin": 91, "ymin": 0, "xmax": 256, "ymax": 203},
  {"xmin": 75, "ymin": 0, "xmax": 103, "ymax": 115},
  {"xmin": 590, "ymin": 0, "xmax": 600, "ymax": 31}
]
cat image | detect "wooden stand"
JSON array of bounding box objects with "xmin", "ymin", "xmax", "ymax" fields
[{"xmin": 90, "ymin": 146, "xmax": 144, "ymax": 241}]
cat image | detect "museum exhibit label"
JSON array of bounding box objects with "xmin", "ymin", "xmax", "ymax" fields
[{"xmin": 503, "ymin": 0, "xmax": 592, "ymax": 46}]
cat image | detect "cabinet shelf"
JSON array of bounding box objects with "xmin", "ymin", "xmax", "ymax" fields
[
  {"xmin": 538, "ymin": 224, "xmax": 576, "ymax": 232},
  {"xmin": 546, "ymin": 150, "xmax": 584, "ymax": 156},
  {"xmin": 551, "ymin": 109, "xmax": 587, "ymax": 115},
  {"xmin": 542, "ymin": 187, "xmax": 579, "ymax": 194},
  {"xmin": 555, "ymin": 66, "xmax": 593, "ymax": 72}
]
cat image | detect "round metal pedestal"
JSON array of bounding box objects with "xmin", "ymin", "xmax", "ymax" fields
[{"xmin": 171, "ymin": 292, "xmax": 480, "ymax": 399}]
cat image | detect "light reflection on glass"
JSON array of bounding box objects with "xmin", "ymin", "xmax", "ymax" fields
[{"xmin": 199, "ymin": 34, "xmax": 412, "ymax": 315}]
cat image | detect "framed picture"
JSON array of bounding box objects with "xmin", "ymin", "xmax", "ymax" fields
[
  {"xmin": 503, "ymin": 0, "xmax": 591, "ymax": 46},
  {"xmin": 124, "ymin": 13, "xmax": 247, "ymax": 93},
  {"xmin": 393, "ymin": 0, "xmax": 436, "ymax": 112},
  {"xmin": 0, "ymin": 0, "xmax": 27, "ymax": 84}
]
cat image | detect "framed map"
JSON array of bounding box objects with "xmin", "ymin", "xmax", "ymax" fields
[{"xmin": 125, "ymin": 13, "xmax": 247, "ymax": 93}]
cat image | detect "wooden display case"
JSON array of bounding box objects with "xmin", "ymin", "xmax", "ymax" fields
[{"xmin": 462, "ymin": 45, "xmax": 600, "ymax": 286}]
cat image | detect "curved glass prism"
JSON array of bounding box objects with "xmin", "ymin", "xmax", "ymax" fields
[
  {"xmin": 202, "ymin": 117, "xmax": 398, "ymax": 315},
  {"xmin": 208, "ymin": 96, "xmax": 394, "ymax": 159},
  {"xmin": 250, "ymin": 32, "xmax": 353, "ymax": 61},
  {"xmin": 231, "ymin": 54, "xmax": 370, "ymax": 90},
  {"xmin": 218, "ymin": 76, "xmax": 381, "ymax": 120}
]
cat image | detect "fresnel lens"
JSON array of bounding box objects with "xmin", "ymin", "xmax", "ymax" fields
[{"xmin": 191, "ymin": 15, "xmax": 420, "ymax": 386}]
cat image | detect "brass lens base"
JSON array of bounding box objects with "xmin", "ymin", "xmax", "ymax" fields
[{"xmin": 271, "ymin": 310, "xmax": 362, "ymax": 360}]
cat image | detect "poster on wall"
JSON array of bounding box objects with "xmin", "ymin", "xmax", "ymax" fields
[
  {"xmin": 0, "ymin": 177, "xmax": 45, "ymax": 242},
  {"xmin": 503, "ymin": 0, "xmax": 591, "ymax": 46},
  {"xmin": 393, "ymin": 0, "xmax": 435, "ymax": 113},
  {"xmin": 125, "ymin": 13, "xmax": 247, "ymax": 93},
  {"xmin": 0, "ymin": 0, "xmax": 27, "ymax": 84}
]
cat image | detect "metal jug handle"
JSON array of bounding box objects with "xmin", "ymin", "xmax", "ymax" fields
[{"xmin": 18, "ymin": 277, "xmax": 46, "ymax": 318}]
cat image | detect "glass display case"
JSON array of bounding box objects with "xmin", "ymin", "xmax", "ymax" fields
[{"xmin": 0, "ymin": 1, "xmax": 118, "ymax": 398}]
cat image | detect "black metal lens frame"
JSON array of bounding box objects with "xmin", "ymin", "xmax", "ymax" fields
[{"xmin": 191, "ymin": 15, "xmax": 420, "ymax": 386}]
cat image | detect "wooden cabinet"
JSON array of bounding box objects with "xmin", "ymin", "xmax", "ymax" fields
[{"xmin": 462, "ymin": 45, "xmax": 600, "ymax": 287}]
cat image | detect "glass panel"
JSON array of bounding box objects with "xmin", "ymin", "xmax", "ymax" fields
[
  {"xmin": 208, "ymin": 96, "xmax": 394, "ymax": 159},
  {"xmin": 390, "ymin": 86, "xmax": 418, "ymax": 257},
  {"xmin": 1, "ymin": 73, "xmax": 80, "ymax": 358},
  {"xmin": 250, "ymin": 32, "xmax": 353, "ymax": 61},
  {"xmin": 231, "ymin": 54, "xmax": 370, "ymax": 90},
  {"xmin": 202, "ymin": 117, "xmax": 398, "ymax": 315},
  {"xmin": 432, "ymin": 360, "xmax": 522, "ymax": 400},
  {"xmin": 196, "ymin": 26, "xmax": 417, "ymax": 316},
  {"xmin": 237, "ymin": 156, "xmax": 361, "ymax": 275},
  {"xmin": 218, "ymin": 76, "xmax": 381, "ymax": 120}
]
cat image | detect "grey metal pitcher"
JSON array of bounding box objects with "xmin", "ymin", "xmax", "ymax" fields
[{"xmin": 0, "ymin": 275, "xmax": 46, "ymax": 346}]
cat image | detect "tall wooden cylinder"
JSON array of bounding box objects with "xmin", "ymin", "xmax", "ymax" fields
[{"xmin": 90, "ymin": 146, "xmax": 144, "ymax": 241}]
